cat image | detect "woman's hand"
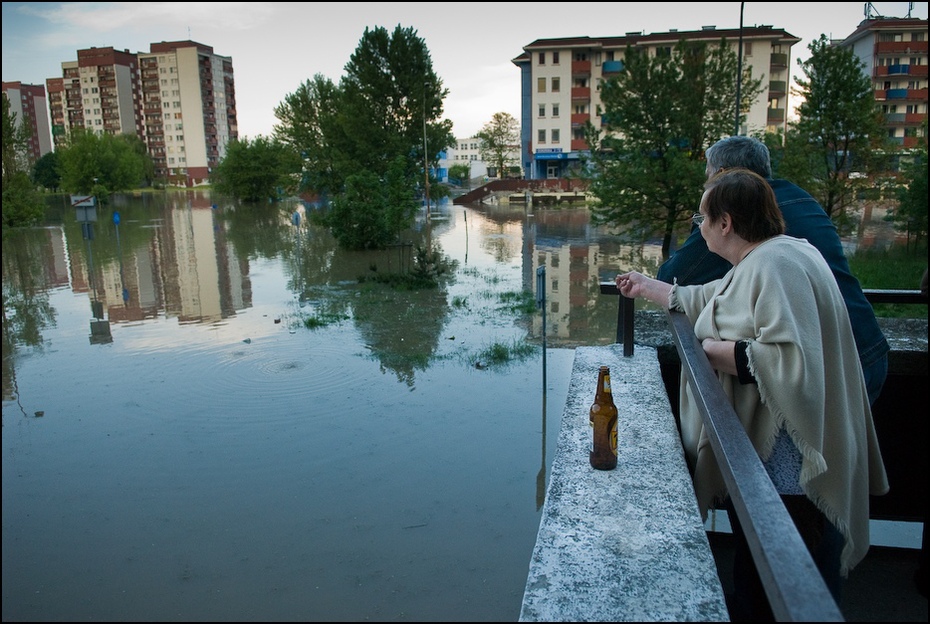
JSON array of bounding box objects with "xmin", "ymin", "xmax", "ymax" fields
[{"xmin": 615, "ymin": 271, "xmax": 672, "ymax": 307}]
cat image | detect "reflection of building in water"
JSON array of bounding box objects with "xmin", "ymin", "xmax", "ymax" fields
[
  {"xmin": 160, "ymin": 200, "xmax": 249, "ymax": 324},
  {"xmin": 58, "ymin": 197, "xmax": 251, "ymax": 326},
  {"xmin": 524, "ymin": 208, "xmax": 666, "ymax": 343}
]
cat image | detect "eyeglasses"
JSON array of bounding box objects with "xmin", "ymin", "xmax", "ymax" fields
[{"xmin": 691, "ymin": 213, "xmax": 706, "ymax": 226}]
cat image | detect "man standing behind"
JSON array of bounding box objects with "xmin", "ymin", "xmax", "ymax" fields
[{"xmin": 657, "ymin": 135, "xmax": 889, "ymax": 405}]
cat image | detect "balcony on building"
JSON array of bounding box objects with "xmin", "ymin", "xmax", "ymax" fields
[
  {"xmin": 769, "ymin": 52, "xmax": 788, "ymax": 69},
  {"xmin": 766, "ymin": 107, "xmax": 785, "ymax": 123},
  {"xmin": 768, "ymin": 80, "xmax": 787, "ymax": 97},
  {"xmin": 571, "ymin": 138, "xmax": 589, "ymax": 151},
  {"xmin": 571, "ymin": 113, "xmax": 588, "ymax": 129},
  {"xmin": 571, "ymin": 86, "xmax": 590, "ymax": 102},
  {"xmin": 601, "ymin": 60, "xmax": 624, "ymax": 75},
  {"xmin": 572, "ymin": 59, "xmax": 591, "ymax": 77},
  {"xmin": 875, "ymin": 40, "xmax": 930, "ymax": 55}
]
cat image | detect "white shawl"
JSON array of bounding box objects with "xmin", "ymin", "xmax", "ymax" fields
[{"xmin": 671, "ymin": 235, "xmax": 889, "ymax": 575}]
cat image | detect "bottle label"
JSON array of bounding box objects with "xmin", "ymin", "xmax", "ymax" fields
[{"xmin": 604, "ymin": 375, "xmax": 611, "ymax": 394}]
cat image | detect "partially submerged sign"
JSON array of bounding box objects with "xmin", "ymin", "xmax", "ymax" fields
[{"xmin": 71, "ymin": 195, "xmax": 97, "ymax": 222}]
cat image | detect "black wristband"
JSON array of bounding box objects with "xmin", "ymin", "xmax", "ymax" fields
[{"xmin": 735, "ymin": 340, "xmax": 757, "ymax": 385}]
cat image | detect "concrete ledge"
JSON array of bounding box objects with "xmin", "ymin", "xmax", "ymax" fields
[{"xmin": 519, "ymin": 344, "xmax": 729, "ymax": 622}]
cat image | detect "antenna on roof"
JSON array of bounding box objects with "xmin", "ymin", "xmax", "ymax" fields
[{"xmin": 907, "ymin": 2, "xmax": 914, "ymax": 18}]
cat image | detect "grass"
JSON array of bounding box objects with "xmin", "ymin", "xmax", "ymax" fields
[
  {"xmin": 848, "ymin": 244, "xmax": 927, "ymax": 319},
  {"xmin": 474, "ymin": 339, "xmax": 538, "ymax": 368},
  {"xmin": 303, "ymin": 311, "xmax": 350, "ymax": 329}
]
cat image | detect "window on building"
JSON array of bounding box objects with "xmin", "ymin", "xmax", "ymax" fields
[
  {"xmin": 538, "ymin": 129, "xmax": 546, "ymax": 144},
  {"xmin": 537, "ymin": 77, "xmax": 547, "ymax": 93},
  {"xmin": 744, "ymin": 41, "xmax": 753, "ymax": 56},
  {"xmin": 912, "ymin": 32, "xmax": 925, "ymax": 42},
  {"xmin": 552, "ymin": 129, "xmax": 560, "ymax": 143},
  {"xmin": 553, "ymin": 52, "xmax": 560, "ymax": 64},
  {"xmin": 552, "ymin": 104, "xmax": 560, "ymax": 117},
  {"xmin": 552, "ymin": 77, "xmax": 560, "ymax": 92},
  {"xmin": 538, "ymin": 52, "xmax": 545, "ymax": 65},
  {"xmin": 539, "ymin": 104, "xmax": 546, "ymax": 117}
]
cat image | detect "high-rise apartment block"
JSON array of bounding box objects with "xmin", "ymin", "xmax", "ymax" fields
[
  {"xmin": 513, "ymin": 25, "xmax": 800, "ymax": 180},
  {"xmin": 45, "ymin": 40, "xmax": 236, "ymax": 186},
  {"xmin": 838, "ymin": 15, "xmax": 928, "ymax": 149},
  {"xmin": 1, "ymin": 81, "xmax": 54, "ymax": 165}
]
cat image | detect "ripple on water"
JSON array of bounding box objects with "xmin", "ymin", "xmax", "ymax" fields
[{"xmin": 165, "ymin": 328, "xmax": 361, "ymax": 429}]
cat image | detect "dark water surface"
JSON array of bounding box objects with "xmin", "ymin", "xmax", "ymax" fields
[{"xmin": 3, "ymin": 191, "xmax": 666, "ymax": 622}]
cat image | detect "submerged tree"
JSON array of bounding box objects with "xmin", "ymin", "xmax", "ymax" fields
[
  {"xmin": 583, "ymin": 38, "xmax": 762, "ymax": 257},
  {"xmin": 56, "ymin": 129, "xmax": 149, "ymax": 197},
  {"xmin": 211, "ymin": 135, "xmax": 301, "ymax": 202},
  {"xmin": 273, "ymin": 24, "xmax": 455, "ymax": 249}
]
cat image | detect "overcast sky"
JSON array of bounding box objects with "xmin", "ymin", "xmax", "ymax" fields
[{"xmin": 3, "ymin": 2, "xmax": 927, "ymax": 139}]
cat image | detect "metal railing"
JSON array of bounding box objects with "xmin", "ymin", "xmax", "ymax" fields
[{"xmin": 597, "ymin": 283, "xmax": 927, "ymax": 621}]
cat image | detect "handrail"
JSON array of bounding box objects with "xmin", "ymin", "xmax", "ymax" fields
[
  {"xmin": 666, "ymin": 308, "xmax": 843, "ymax": 622},
  {"xmin": 598, "ymin": 285, "xmax": 928, "ymax": 357}
]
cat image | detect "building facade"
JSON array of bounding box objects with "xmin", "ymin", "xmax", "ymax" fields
[
  {"xmin": 838, "ymin": 16, "xmax": 928, "ymax": 149},
  {"xmin": 513, "ymin": 25, "xmax": 800, "ymax": 180},
  {"xmin": 2, "ymin": 81, "xmax": 53, "ymax": 165},
  {"xmin": 45, "ymin": 40, "xmax": 237, "ymax": 186}
]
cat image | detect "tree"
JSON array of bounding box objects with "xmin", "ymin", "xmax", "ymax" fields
[
  {"xmin": 317, "ymin": 155, "xmax": 417, "ymax": 250},
  {"xmin": 56, "ymin": 129, "xmax": 149, "ymax": 197},
  {"xmin": 2, "ymin": 93, "xmax": 44, "ymax": 231},
  {"xmin": 273, "ymin": 25, "xmax": 456, "ymax": 248},
  {"xmin": 583, "ymin": 39, "xmax": 763, "ymax": 257},
  {"xmin": 786, "ymin": 34, "xmax": 889, "ymax": 228},
  {"xmin": 890, "ymin": 133, "xmax": 928, "ymax": 247},
  {"xmin": 31, "ymin": 151, "xmax": 61, "ymax": 191},
  {"xmin": 211, "ymin": 135, "xmax": 301, "ymax": 202},
  {"xmin": 448, "ymin": 163, "xmax": 471, "ymax": 185},
  {"xmin": 476, "ymin": 112, "xmax": 519, "ymax": 178},
  {"xmin": 273, "ymin": 74, "xmax": 343, "ymax": 198}
]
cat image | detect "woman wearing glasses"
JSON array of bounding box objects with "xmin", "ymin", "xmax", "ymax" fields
[{"xmin": 615, "ymin": 167, "xmax": 889, "ymax": 621}]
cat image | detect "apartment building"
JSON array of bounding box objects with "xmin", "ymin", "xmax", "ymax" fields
[
  {"xmin": 45, "ymin": 40, "xmax": 237, "ymax": 186},
  {"xmin": 1, "ymin": 81, "xmax": 53, "ymax": 165},
  {"xmin": 512, "ymin": 25, "xmax": 800, "ymax": 180},
  {"xmin": 838, "ymin": 16, "xmax": 928, "ymax": 149}
]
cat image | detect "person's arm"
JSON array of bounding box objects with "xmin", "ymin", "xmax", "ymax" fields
[
  {"xmin": 615, "ymin": 271, "xmax": 673, "ymax": 308},
  {"xmin": 702, "ymin": 338, "xmax": 757, "ymax": 383}
]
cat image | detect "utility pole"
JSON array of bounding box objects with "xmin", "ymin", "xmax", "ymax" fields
[{"xmin": 423, "ymin": 85, "xmax": 431, "ymax": 221}]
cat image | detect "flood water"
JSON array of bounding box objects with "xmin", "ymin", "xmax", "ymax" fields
[{"xmin": 2, "ymin": 190, "xmax": 671, "ymax": 622}]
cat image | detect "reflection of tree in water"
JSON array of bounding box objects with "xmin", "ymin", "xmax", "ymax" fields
[
  {"xmin": 352, "ymin": 283, "xmax": 451, "ymax": 387},
  {"xmin": 279, "ymin": 207, "xmax": 456, "ymax": 387},
  {"xmin": 2, "ymin": 229, "xmax": 58, "ymax": 401},
  {"xmin": 217, "ymin": 199, "xmax": 297, "ymax": 261}
]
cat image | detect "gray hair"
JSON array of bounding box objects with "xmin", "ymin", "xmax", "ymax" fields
[{"xmin": 705, "ymin": 135, "xmax": 772, "ymax": 178}]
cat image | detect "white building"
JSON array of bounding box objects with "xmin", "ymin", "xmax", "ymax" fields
[{"xmin": 512, "ymin": 25, "xmax": 800, "ymax": 180}]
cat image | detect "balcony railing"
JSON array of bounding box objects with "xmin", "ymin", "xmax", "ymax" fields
[
  {"xmin": 770, "ymin": 52, "xmax": 788, "ymax": 68},
  {"xmin": 571, "ymin": 60, "xmax": 591, "ymax": 76},
  {"xmin": 571, "ymin": 86, "xmax": 590, "ymax": 101},
  {"xmin": 767, "ymin": 108, "xmax": 786, "ymax": 122}
]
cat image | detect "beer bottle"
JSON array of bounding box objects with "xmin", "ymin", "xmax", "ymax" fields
[{"xmin": 589, "ymin": 366, "xmax": 618, "ymax": 470}]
